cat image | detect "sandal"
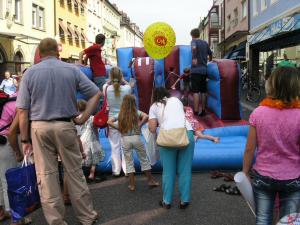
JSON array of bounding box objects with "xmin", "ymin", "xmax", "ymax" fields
[
  {"xmin": 159, "ymin": 200, "xmax": 171, "ymax": 209},
  {"xmin": 179, "ymin": 202, "xmax": 190, "ymax": 209},
  {"xmin": 213, "ymin": 184, "xmax": 231, "ymax": 192},
  {"xmin": 128, "ymin": 185, "xmax": 135, "ymax": 192},
  {"xmin": 11, "ymin": 217, "xmax": 32, "ymax": 225},
  {"xmin": 223, "ymin": 173, "xmax": 234, "ymax": 182},
  {"xmin": 225, "ymin": 186, "xmax": 241, "ymax": 195},
  {"xmin": 148, "ymin": 181, "xmax": 160, "ymax": 188},
  {"xmin": 0, "ymin": 211, "xmax": 10, "ymax": 222},
  {"xmin": 210, "ymin": 171, "xmax": 223, "ymax": 179}
]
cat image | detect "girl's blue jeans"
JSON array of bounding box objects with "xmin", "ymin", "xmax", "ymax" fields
[{"xmin": 253, "ymin": 171, "xmax": 300, "ymax": 225}]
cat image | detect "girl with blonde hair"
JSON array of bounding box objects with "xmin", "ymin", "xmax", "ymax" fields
[
  {"xmin": 103, "ymin": 67, "xmax": 131, "ymax": 176},
  {"xmin": 108, "ymin": 95, "xmax": 158, "ymax": 191}
]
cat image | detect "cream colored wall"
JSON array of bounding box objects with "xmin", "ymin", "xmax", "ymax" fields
[
  {"xmin": 87, "ymin": 0, "xmax": 103, "ymax": 44},
  {"xmin": 0, "ymin": 0, "xmax": 54, "ymax": 66},
  {"xmin": 119, "ymin": 26, "xmax": 135, "ymax": 48},
  {"xmin": 134, "ymin": 35, "xmax": 143, "ymax": 47},
  {"xmin": 101, "ymin": 1, "xmax": 121, "ymax": 65}
]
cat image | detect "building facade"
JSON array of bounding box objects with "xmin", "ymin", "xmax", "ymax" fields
[
  {"xmin": 0, "ymin": 0, "xmax": 54, "ymax": 75},
  {"xmin": 222, "ymin": 0, "xmax": 248, "ymax": 62},
  {"xmin": 55, "ymin": 0, "xmax": 88, "ymax": 62},
  {"xmin": 199, "ymin": 16, "xmax": 209, "ymax": 43},
  {"xmin": 86, "ymin": 0, "xmax": 103, "ymax": 44},
  {"xmin": 101, "ymin": 1, "xmax": 121, "ymax": 65},
  {"xmin": 248, "ymin": 0, "xmax": 300, "ymax": 82},
  {"xmin": 198, "ymin": 1, "xmax": 222, "ymax": 58},
  {"xmin": 131, "ymin": 23, "xmax": 143, "ymax": 47},
  {"xmin": 119, "ymin": 13, "xmax": 143, "ymax": 48}
]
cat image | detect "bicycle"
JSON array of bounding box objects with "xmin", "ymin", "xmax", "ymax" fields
[{"xmin": 241, "ymin": 69, "xmax": 261, "ymax": 103}]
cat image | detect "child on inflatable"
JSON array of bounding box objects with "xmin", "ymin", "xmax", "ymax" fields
[
  {"xmin": 77, "ymin": 100, "xmax": 105, "ymax": 183},
  {"xmin": 79, "ymin": 34, "xmax": 106, "ymax": 91},
  {"xmin": 182, "ymin": 100, "xmax": 219, "ymax": 143},
  {"xmin": 107, "ymin": 94, "xmax": 159, "ymax": 191}
]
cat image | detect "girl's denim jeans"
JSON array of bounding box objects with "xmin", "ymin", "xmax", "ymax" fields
[{"xmin": 253, "ymin": 171, "xmax": 300, "ymax": 225}]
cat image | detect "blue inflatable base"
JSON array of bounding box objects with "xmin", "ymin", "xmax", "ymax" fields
[{"xmin": 96, "ymin": 125, "xmax": 249, "ymax": 173}]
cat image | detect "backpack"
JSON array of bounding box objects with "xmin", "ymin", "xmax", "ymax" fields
[
  {"xmin": 0, "ymin": 92, "xmax": 17, "ymax": 132},
  {"xmin": 93, "ymin": 85, "xmax": 109, "ymax": 129}
]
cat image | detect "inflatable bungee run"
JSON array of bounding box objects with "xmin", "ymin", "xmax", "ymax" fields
[{"xmin": 77, "ymin": 46, "xmax": 249, "ymax": 172}]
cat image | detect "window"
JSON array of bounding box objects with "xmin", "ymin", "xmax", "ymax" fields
[
  {"xmin": 96, "ymin": 1, "xmax": 100, "ymax": 16},
  {"xmin": 74, "ymin": 0, "xmax": 79, "ymax": 14},
  {"xmin": 210, "ymin": 12, "xmax": 219, "ymax": 28},
  {"xmin": 227, "ymin": 14, "xmax": 231, "ymax": 32},
  {"xmin": 38, "ymin": 7, "xmax": 44, "ymax": 30},
  {"xmin": 59, "ymin": 0, "xmax": 64, "ymax": 6},
  {"xmin": 32, "ymin": 5, "xmax": 44, "ymax": 30},
  {"xmin": 253, "ymin": 0, "xmax": 258, "ymax": 16},
  {"xmin": 74, "ymin": 25, "xmax": 80, "ymax": 46},
  {"xmin": 233, "ymin": 8, "xmax": 238, "ymax": 26},
  {"xmin": 15, "ymin": 0, "xmax": 21, "ymax": 23},
  {"xmin": 81, "ymin": 28, "xmax": 86, "ymax": 48},
  {"xmin": 32, "ymin": 4, "xmax": 37, "ymax": 28},
  {"xmin": 67, "ymin": 0, "xmax": 72, "ymax": 11},
  {"xmin": 80, "ymin": 0, "xmax": 84, "ymax": 15},
  {"xmin": 261, "ymin": 0, "xmax": 267, "ymax": 11},
  {"xmin": 58, "ymin": 19, "xmax": 67, "ymax": 40},
  {"xmin": 67, "ymin": 22, "xmax": 73, "ymax": 39},
  {"xmin": 242, "ymin": 0, "xmax": 247, "ymax": 19}
]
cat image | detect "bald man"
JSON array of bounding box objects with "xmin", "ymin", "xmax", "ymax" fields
[{"xmin": 17, "ymin": 38, "xmax": 101, "ymax": 225}]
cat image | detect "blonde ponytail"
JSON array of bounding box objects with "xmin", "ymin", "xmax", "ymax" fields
[{"xmin": 109, "ymin": 67, "xmax": 123, "ymax": 97}]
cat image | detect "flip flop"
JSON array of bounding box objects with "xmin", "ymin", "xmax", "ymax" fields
[
  {"xmin": 128, "ymin": 185, "xmax": 135, "ymax": 192},
  {"xmin": 223, "ymin": 173, "xmax": 234, "ymax": 182},
  {"xmin": 213, "ymin": 184, "xmax": 231, "ymax": 192},
  {"xmin": 0, "ymin": 211, "xmax": 10, "ymax": 222},
  {"xmin": 225, "ymin": 186, "xmax": 241, "ymax": 195},
  {"xmin": 210, "ymin": 171, "xmax": 223, "ymax": 179},
  {"xmin": 148, "ymin": 181, "xmax": 160, "ymax": 188},
  {"xmin": 11, "ymin": 217, "xmax": 32, "ymax": 225}
]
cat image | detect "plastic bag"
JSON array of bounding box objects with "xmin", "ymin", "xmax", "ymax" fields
[
  {"xmin": 5, "ymin": 156, "xmax": 40, "ymax": 221},
  {"xmin": 141, "ymin": 124, "xmax": 159, "ymax": 165}
]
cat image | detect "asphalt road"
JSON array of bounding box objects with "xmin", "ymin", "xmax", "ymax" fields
[{"xmin": 2, "ymin": 173, "xmax": 255, "ymax": 225}]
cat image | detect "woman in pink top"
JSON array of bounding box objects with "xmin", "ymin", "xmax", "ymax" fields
[{"xmin": 243, "ymin": 67, "xmax": 300, "ymax": 225}]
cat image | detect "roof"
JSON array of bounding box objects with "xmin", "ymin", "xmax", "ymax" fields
[{"xmin": 104, "ymin": 0, "xmax": 122, "ymax": 15}]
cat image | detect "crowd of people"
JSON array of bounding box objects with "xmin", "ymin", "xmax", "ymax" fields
[
  {"xmin": 0, "ymin": 71, "xmax": 18, "ymax": 96},
  {"xmin": 0, "ymin": 27, "xmax": 299, "ymax": 225}
]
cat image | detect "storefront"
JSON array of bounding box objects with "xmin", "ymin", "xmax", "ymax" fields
[
  {"xmin": 248, "ymin": 12, "xmax": 300, "ymax": 83},
  {"xmin": 0, "ymin": 33, "xmax": 37, "ymax": 76}
]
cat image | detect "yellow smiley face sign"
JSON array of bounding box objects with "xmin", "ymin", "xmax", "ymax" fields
[{"xmin": 143, "ymin": 22, "xmax": 176, "ymax": 60}]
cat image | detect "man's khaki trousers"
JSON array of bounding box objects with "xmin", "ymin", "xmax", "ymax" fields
[{"xmin": 31, "ymin": 121, "xmax": 97, "ymax": 225}]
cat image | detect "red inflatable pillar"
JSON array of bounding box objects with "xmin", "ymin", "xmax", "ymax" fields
[
  {"xmin": 134, "ymin": 57, "xmax": 155, "ymax": 113},
  {"xmin": 164, "ymin": 46, "xmax": 180, "ymax": 90}
]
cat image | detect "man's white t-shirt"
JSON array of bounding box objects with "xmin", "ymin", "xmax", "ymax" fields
[{"xmin": 149, "ymin": 97, "xmax": 193, "ymax": 130}]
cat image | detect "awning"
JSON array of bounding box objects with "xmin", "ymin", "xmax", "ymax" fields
[
  {"xmin": 67, "ymin": 23, "xmax": 76, "ymax": 38},
  {"xmin": 74, "ymin": 27, "xmax": 81, "ymax": 40},
  {"xmin": 223, "ymin": 45, "xmax": 236, "ymax": 59},
  {"xmin": 80, "ymin": 31, "xmax": 88, "ymax": 42},
  {"xmin": 249, "ymin": 13, "xmax": 300, "ymax": 45},
  {"xmin": 58, "ymin": 20, "xmax": 70, "ymax": 37},
  {"xmin": 229, "ymin": 42, "xmax": 246, "ymax": 60}
]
